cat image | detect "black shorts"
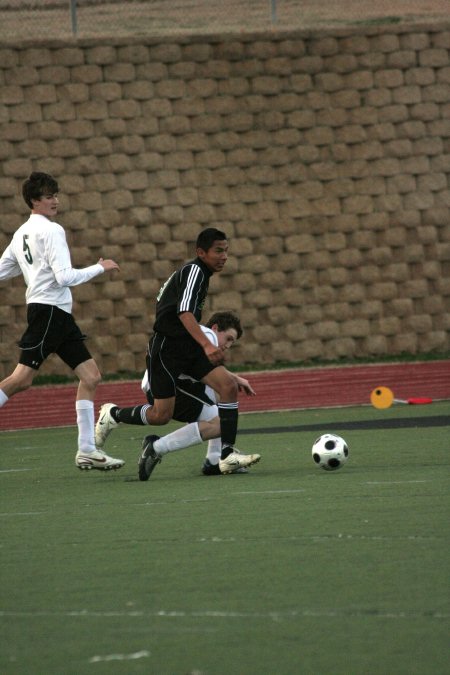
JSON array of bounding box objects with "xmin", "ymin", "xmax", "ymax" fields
[
  {"xmin": 146, "ymin": 378, "xmax": 215, "ymax": 423},
  {"xmin": 18, "ymin": 303, "xmax": 91, "ymax": 371},
  {"xmin": 146, "ymin": 332, "xmax": 216, "ymax": 400}
]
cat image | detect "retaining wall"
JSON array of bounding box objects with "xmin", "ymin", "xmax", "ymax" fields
[{"xmin": 0, "ymin": 22, "xmax": 449, "ymax": 377}]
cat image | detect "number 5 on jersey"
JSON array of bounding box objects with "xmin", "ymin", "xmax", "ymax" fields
[{"xmin": 23, "ymin": 234, "xmax": 33, "ymax": 264}]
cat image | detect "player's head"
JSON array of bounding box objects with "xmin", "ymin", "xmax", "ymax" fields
[
  {"xmin": 196, "ymin": 228, "xmax": 227, "ymax": 251},
  {"xmin": 196, "ymin": 228, "xmax": 228, "ymax": 273},
  {"xmin": 22, "ymin": 172, "xmax": 59, "ymax": 209},
  {"xmin": 206, "ymin": 311, "xmax": 243, "ymax": 339},
  {"xmin": 206, "ymin": 311, "xmax": 242, "ymax": 350}
]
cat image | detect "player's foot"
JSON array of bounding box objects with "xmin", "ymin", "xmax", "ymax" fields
[
  {"xmin": 95, "ymin": 403, "xmax": 119, "ymax": 447},
  {"xmin": 202, "ymin": 459, "xmax": 222, "ymax": 475},
  {"xmin": 75, "ymin": 449, "xmax": 124, "ymax": 471},
  {"xmin": 219, "ymin": 448, "xmax": 261, "ymax": 475},
  {"xmin": 138, "ymin": 435, "xmax": 161, "ymax": 481},
  {"xmin": 202, "ymin": 458, "xmax": 249, "ymax": 475}
]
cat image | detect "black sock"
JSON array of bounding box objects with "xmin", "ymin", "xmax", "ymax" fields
[
  {"xmin": 114, "ymin": 404, "xmax": 150, "ymax": 425},
  {"xmin": 218, "ymin": 402, "xmax": 238, "ymax": 459}
]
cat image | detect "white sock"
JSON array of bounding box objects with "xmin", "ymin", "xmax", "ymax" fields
[
  {"xmin": 76, "ymin": 399, "xmax": 96, "ymax": 454},
  {"xmin": 0, "ymin": 389, "xmax": 9, "ymax": 407},
  {"xmin": 206, "ymin": 438, "xmax": 222, "ymax": 465},
  {"xmin": 154, "ymin": 422, "xmax": 202, "ymax": 456}
]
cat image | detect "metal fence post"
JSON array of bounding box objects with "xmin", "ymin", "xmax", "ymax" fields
[
  {"xmin": 70, "ymin": 0, "xmax": 78, "ymax": 36},
  {"xmin": 270, "ymin": 0, "xmax": 277, "ymax": 24}
]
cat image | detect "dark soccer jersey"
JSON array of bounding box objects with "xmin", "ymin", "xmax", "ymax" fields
[{"xmin": 153, "ymin": 257, "xmax": 212, "ymax": 337}]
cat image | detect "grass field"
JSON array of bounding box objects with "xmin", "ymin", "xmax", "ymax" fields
[{"xmin": 1, "ymin": 402, "xmax": 449, "ymax": 674}]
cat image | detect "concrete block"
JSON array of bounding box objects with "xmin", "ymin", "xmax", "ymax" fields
[
  {"xmin": 324, "ymin": 53, "xmax": 358, "ymax": 73},
  {"xmin": 420, "ymin": 49, "xmax": 449, "ymax": 67},
  {"xmin": 341, "ymin": 319, "xmax": 370, "ymax": 338},
  {"xmin": 418, "ymin": 331, "xmax": 448, "ymax": 351},
  {"xmin": 3, "ymin": 158, "xmax": 32, "ymax": 177},
  {"xmin": 270, "ymin": 341, "xmax": 295, "ymax": 362},
  {"xmin": 364, "ymin": 334, "xmax": 389, "ymax": 354},
  {"xmin": 296, "ymin": 339, "xmax": 323, "ymax": 360},
  {"xmin": 410, "ymin": 102, "xmax": 440, "ymax": 121}
]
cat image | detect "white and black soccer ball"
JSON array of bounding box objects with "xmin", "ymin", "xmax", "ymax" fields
[{"xmin": 312, "ymin": 434, "xmax": 349, "ymax": 471}]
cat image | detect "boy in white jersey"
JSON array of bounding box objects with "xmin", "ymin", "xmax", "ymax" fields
[{"xmin": 0, "ymin": 172, "xmax": 124, "ymax": 471}]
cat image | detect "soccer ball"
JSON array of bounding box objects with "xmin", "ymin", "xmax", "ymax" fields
[{"xmin": 312, "ymin": 434, "xmax": 349, "ymax": 471}]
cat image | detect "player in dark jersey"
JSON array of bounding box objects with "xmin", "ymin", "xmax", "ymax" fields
[{"xmin": 97, "ymin": 228, "xmax": 258, "ymax": 478}]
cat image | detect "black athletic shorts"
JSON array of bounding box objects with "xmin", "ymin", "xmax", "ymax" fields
[
  {"xmin": 18, "ymin": 303, "xmax": 91, "ymax": 370},
  {"xmin": 146, "ymin": 378, "xmax": 215, "ymax": 423},
  {"xmin": 146, "ymin": 332, "xmax": 216, "ymax": 400}
]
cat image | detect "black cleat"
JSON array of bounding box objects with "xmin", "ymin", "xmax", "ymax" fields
[
  {"xmin": 201, "ymin": 459, "xmax": 222, "ymax": 476},
  {"xmin": 138, "ymin": 435, "xmax": 161, "ymax": 481}
]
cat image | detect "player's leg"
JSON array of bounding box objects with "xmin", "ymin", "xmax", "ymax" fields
[
  {"xmin": 202, "ymin": 366, "xmax": 239, "ymax": 455},
  {"xmin": 56, "ymin": 320, "xmax": 124, "ymax": 471},
  {"xmin": 73, "ymin": 358, "xmax": 101, "ymax": 452},
  {"xmin": 94, "ymin": 373, "xmax": 181, "ymax": 448},
  {"xmin": 0, "ymin": 303, "xmax": 54, "ymax": 406},
  {"xmin": 199, "ymin": 421, "xmax": 261, "ymax": 476},
  {"xmin": 201, "ymin": 367, "xmax": 261, "ymax": 474},
  {"xmin": 95, "ymin": 400, "xmax": 149, "ymax": 447},
  {"xmin": 71, "ymin": 359, "xmax": 124, "ymax": 470},
  {"xmin": 138, "ymin": 381, "xmax": 209, "ymax": 481},
  {"xmin": 95, "ymin": 362, "xmax": 154, "ymax": 447},
  {"xmin": 0, "ymin": 364, "xmax": 36, "ymax": 407}
]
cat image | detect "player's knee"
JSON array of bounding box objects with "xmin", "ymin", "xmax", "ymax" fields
[
  {"xmin": 15, "ymin": 378, "xmax": 32, "ymax": 394},
  {"xmin": 199, "ymin": 418, "xmax": 220, "ymax": 440},
  {"xmin": 10, "ymin": 369, "xmax": 34, "ymax": 393},
  {"xmin": 145, "ymin": 402, "xmax": 174, "ymax": 425},
  {"xmin": 218, "ymin": 377, "xmax": 238, "ymax": 401},
  {"xmin": 80, "ymin": 369, "xmax": 102, "ymax": 390}
]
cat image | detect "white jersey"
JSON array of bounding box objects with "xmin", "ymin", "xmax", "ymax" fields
[
  {"xmin": 141, "ymin": 325, "xmax": 218, "ymax": 404},
  {"xmin": 0, "ymin": 213, "xmax": 104, "ymax": 313}
]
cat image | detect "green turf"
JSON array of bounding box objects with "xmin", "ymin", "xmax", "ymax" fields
[{"xmin": 1, "ymin": 403, "xmax": 449, "ymax": 674}]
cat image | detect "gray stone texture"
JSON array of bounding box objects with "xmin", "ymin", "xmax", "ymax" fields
[{"xmin": 0, "ymin": 24, "xmax": 449, "ymax": 375}]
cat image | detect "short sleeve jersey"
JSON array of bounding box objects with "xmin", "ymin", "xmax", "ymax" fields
[{"xmin": 153, "ymin": 257, "xmax": 212, "ymax": 337}]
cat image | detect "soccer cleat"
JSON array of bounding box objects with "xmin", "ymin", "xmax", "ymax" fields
[
  {"xmin": 138, "ymin": 435, "xmax": 161, "ymax": 481},
  {"xmin": 202, "ymin": 458, "xmax": 249, "ymax": 476},
  {"xmin": 201, "ymin": 459, "xmax": 222, "ymax": 476},
  {"xmin": 218, "ymin": 448, "xmax": 261, "ymax": 475},
  {"xmin": 75, "ymin": 449, "xmax": 125, "ymax": 471},
  {"xmin": 95, "ymin": 403, "xmax": 119, "ymax": 448}
]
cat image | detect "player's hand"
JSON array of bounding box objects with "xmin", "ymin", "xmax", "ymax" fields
[
  {"xmin": 98, "ymin": 258, "xmax": 120, "ymax": 272},
  {"xmin": 204, "ymin": 342, "xmax": 225, "ymax": 366},
  {"xmin": 236, "ymin": 375, "xmax": 256, "ymax": 396}
]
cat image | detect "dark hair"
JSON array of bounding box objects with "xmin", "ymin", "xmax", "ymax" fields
[
  {"xmin": 196, "ymin": 228, "xmax": 227, "ymax": 252},
  {"xmin": 22, "ymin": 172, "xmax": 59, "ymax": 209},
  {"xmin": 206, "ymin": 311, "xmax": 243, "ymax": 339}
]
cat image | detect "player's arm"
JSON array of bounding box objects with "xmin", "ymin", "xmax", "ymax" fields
[
  {"xmin": 0, "ymin": 244, "xmax": 21, "ymax": 280},
  {"xmin": 179, "ymin": 312, "xmax": 224, "ymax": 366},
  {"xmin": 233, "ymin": 374, "xmax": 256, "ymax": 396},
  {"xmin": 48, "ymin": 227, "xmax": 119, "ymax": 286}
]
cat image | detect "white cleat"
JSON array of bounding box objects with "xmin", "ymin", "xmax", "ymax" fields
[
  {"xmin": 75, "ymin": 448, "xmax": 124, "ymax": 471},
  {"xmin": 95, "ymin": 403, "xmax": 119, "ymax": 448},
  {"xmin": 219, "ymin": 448, "xmax": 261, "ymax": 475}
]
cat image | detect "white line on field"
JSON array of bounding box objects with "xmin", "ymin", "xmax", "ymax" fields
[
  {"xmin": 89, "ymin": 650, "xmax": 150, "ymax": 663},
  {"xmin": 365, "ymin": 480, "xmax": 430, "ymax": 485},
  {"xmin": 0, "ymin": 511, "xmax": 46, "ymax": 517},
  {"xmin": 138, "ymin": 493, "xmax": 305, "ymax": 506},
  {"xmin": 0, "ymin": 468, "xmax": 32, "ymax": 473},
  {"xmin": 0, "ymin": 608, "xmax": 446, "ymax": 620},
  {"xmin": 234, "ymin": 489, "xmax": 305, "ymax": 495}
]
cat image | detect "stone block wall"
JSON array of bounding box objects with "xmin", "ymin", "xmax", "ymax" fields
[{"xmin": 0, "ymin": 23, "xmax": 449, "ymax": 377}]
